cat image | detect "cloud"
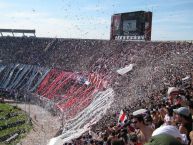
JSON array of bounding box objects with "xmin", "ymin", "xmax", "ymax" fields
[
  {"xmin": 152, "ymin": 24, "xmax": 193, "ymax": 40},
  {"xmin": 152, "ymin": 30, "xmax": 193, "ymax": 40},
  {"xmin": 166, "ymin": 0, "xmax": 193, "ymax": 6},
  {"xmin": 2, "ymin": 11, "xmax": 48, "ymax": 19},
  {"xmin": 153, "ymin": 9, "xmax": 193, "ymax": 24},
  {"xmin": 83, "ymin": 4, "xmax": 107, "ymax": 12},
  {"xmin": 0, "ymin": 10, "xmax": 110, "ymax": 39},
  {"xmin": 0, "ymin": 1, "xmax": 13, "ymax": 9},
  {"xmin": 1, "ymin": 0, "xmax": 191, "ymax": 40},
  {"xmin": 143, "ymin": 4, "xmax": 160, "ymax": 11}
]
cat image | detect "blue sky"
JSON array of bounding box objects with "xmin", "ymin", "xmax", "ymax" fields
[{"xmin": 0, "ymin": 0, "xmax": 193, "ymax": 40}]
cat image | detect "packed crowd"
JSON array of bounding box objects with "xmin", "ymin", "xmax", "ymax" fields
[
  {"xmin": 1, "ymin": 37, "xmax": 193, "ymax": 145},
  {"xmin": 88, "ymin": 41, "xmax": 193, "ymax": 110},
  {"xmin": 65, "ymin": 75, "xmax": 193, "ymax": 145}
]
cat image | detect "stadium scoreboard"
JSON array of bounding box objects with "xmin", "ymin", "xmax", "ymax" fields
[{"xmin": 110, "ymin": 11, "xmax": 152, "ymax": 41}]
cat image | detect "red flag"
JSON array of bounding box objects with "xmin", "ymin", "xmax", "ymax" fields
[{"xmin": 118, "ymin": 110, "xmax": 127, "ymax": 124}]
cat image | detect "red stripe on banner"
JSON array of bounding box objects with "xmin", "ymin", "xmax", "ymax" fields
[
  {"xmin": 65, "ymin": 84, "xmax": 78, "ymax": 96},
  {"xmin": 88, "ymin": 73, "xmax": 108, "ymax": 90},
  {"xmin": 37, "ymin": 69, "xmax": 60, "ymax": 95},
  {"xmin": 64, "ymin": 97, "xmax": 77, "ymax": 108},
  {"xmin": 60, "ymin": 86, "xmax": 97, "ymax": 118},
  {"xmin": 45, "ymin": 72, "xmax": 70, "ymax": 99},
  {"xmin": 47, "ymin": 73, "xmax": 74, "ymax": 99},
  {"xmin": 57, "ymin": 85, "xmax": 86, "ymax": 110},
  {"xmin": 36, "ymin": 69, "xmax": 56, "ymax": 94},
  {"xmin": 120, "ymin": 112, "xmax": 126, "ymax": 122},
  {"xmin": 68, "ymin": 85, "xmax": 84, "ymax": 96},
  {"xmin": 42, "ymin": 71, "xmax": 65, "ymax": 97},
  {"xmin": 42, "ymin": 71, "xmax": 74, "ymax": 98},
  {"xmin": 35, "ymin": 68, "xmax": 111, "ymax": 119}
]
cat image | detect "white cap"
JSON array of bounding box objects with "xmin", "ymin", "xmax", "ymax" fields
[
  {"xmin": 152, "ymin": 125, "xmax": 182, "ymax": 140},
  {"xmin": 167, "ymin": 87, "xmax": 179, "ymax": 96}
]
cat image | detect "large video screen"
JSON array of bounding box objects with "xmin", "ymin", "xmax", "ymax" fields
[
  {"xmin": 110, "ymin": 11, "xmax": 152, "ymax": 41},
  {"xmin": 123, "ymin": 20, "xmax": 136, "ymax": 34}
]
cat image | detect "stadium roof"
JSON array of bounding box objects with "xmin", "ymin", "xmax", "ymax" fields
[{"xmin": 0, "ymin": 29, "xmax": 35, "ymax": 37}]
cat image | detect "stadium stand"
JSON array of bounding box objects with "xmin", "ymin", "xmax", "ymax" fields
[{"xmin": 0, "ymin": 37, "xmax": 193, "ymax": 144}]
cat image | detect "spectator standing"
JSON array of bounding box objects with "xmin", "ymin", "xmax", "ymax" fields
[{"xmin": 133, "ymin": 115, "xmax": 154, "ymax": 145}]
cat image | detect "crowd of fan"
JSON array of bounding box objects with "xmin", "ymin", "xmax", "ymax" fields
[
  {"xmin": 2, "ymin": 37, "xmax": 192, "ymax": 105},
  {"xmin": 89, "ymin": 41, "xmax": 193, "ymax": 109},
  {"xmin": 1, "ymin": 37, "xmax": 193, "ymax": 145},
  {"xmin": 62, "ymin": 75, "xmax": 193, "ymax": 145}
]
